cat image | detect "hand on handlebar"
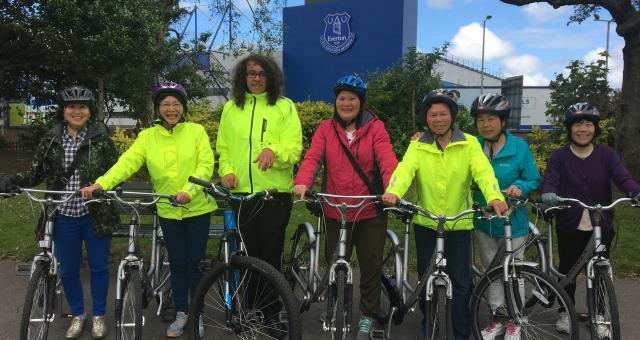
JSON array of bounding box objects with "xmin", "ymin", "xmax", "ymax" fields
[
  {"xmin": 175, "ymin": 191, "xmax": 191, "ymax": 204},
  {"xmin": 488, "ymin": 199, "xmax": 508, "ymax": 217},
  {"xmin": 80, "ymin": 183, "xmax": 103, "ymax": 199},
  {"xmin": 221, "ymin": 173, "xmax": 238, "ymax": 189},
  {"xmin": 503, "ymin": 185, "xmax": 522, "ymax": 198},
  {"xmin": 293, "ymin": 184, "xmax": 308, "ymax": 199},
  {"xmin": 381, "ymin": 193, "xmax": 399, "ymax": 206}
]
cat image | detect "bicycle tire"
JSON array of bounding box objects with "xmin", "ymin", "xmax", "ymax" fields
[
  {"xmin": 187, "ymin": 255, "xmax": 302, "ymax": 339},
  {"xmin": 155, "ymin": 244, "xmax": 173, "ymax": 307},
  {"xmin": 588, "ymin": 266, "xmax": 620, "ymax": 340},
  {"xmin": 116, "ymin": 268, "xmax": 143, "ymax": 340},
  {"xmin": 333, "ymin": 268, "xmax": 347, "ymax": 340},
  {"xmin": 471, "ymin": 264, "xmax": 579, "ymax": 340},
  {"xmin": 19, "ymin": 263, "xmax": 52, "ymax": 340},
  {"xmin": 288, "ymin": 224, "xmax": 314, "ymax": 307},
  {"xmin": 424, "ymin": 284, "xmax": 453, "ymax": 340}
]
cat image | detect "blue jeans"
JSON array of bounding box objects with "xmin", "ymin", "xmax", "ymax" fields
[
  {"xmin": 54, "ymin": 214, "xmax": 112, "ymax": 316},
  {"xmin": 414, "ymin": 225, "xmax": 472, "ymax": 340},
  {"xmin": 159, "ymin": 213, "xmax": 211, "ymax": 313}
]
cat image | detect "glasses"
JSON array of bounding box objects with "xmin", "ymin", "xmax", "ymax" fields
[{"xmin": 247, "ymin": 71, "xmax": 267, "ymax": 79}]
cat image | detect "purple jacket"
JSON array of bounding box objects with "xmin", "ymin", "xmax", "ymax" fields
[{"xmin": 542, "ymin": 144, "xmax": 640, "ymax": 234}]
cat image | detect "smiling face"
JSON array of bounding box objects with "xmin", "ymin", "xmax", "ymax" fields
[
  {"xmin": 426, "ymin": 103, "xmax": 452, "ymax": 135},
  {"xmin": 476, "ymin": 112, "xmax": 505, "ymax": 140},
  {"xmin": 246, "ymin": 61, "xmax": 268, "ymax": 94},
  {"xmin": 158, "ymin": 95, "xmax": 184, "ymax": 126},
  {"xmin": 570, "ymin": 119, "xmax": 596, "ymax": 146},
  {"xmin": 63, "ymin": 103, "xmax": 91, "ymax": 130},
  {"xmin": 335, "ymin": 90, "xmax": 361, "ymax": 123}
]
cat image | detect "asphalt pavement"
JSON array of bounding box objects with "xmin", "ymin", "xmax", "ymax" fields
[{"xmin": 0, "ymin": 260, "xmax": 638, "ymax": 339}]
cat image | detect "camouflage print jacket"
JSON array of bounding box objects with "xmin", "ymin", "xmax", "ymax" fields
[{"xmin": 12, "ymin": 120, "xmax": 120, "ymax": 237}]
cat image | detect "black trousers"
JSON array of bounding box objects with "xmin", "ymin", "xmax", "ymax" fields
[{"xmin": 556, "ymin": 228, "xmax": 613, "ymax": 304}]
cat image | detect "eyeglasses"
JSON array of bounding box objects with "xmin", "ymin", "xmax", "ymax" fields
[{"xmin": 247, "ymin": 71, "xmax": 267, "ymax": 79}]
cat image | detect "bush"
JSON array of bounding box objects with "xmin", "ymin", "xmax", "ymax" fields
[
  {"xmin": 296, "ymin": 100, "xmax": 333, "ymax": 152},
  {"xmin": 0, "ymin": 135, "xmax": 8, "ymax": 150}
]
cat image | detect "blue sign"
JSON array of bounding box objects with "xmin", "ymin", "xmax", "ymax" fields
[{"xmin": 320, "ymin": 12, "xmax": 356, "ymax": 54}]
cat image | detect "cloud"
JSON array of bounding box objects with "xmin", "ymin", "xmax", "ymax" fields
[
  {"xmin": 584, "ymin": 45, "xmax": 623, "ymax": 88},
  {"xmin": 523, "ymin": 3, "xmax": 571, "ymax": 23},
  {"xmin": 426, "ymin": 0, "xmax": 453, "ymax": 9},
  {"xmin": 502, "ymin": 54, "xmax": 550, "ymax": 86},
  {"xmin": 449, "ymin": 23, "xmax": 514, "ymax": 61},
  {"xmin": 506, "ymin": 27, "xmax": 593, "ymax": 50}
]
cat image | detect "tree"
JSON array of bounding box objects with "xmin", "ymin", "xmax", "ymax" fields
[
  {"xmin": 500, "ymin": 0, "xmax": 640, "ymax": 182},
  {"xmin": 366, "ymin": 46, "xmax": 445, "ymax": 155}
]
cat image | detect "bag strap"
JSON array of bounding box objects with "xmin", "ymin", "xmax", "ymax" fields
[
  {"xmin": 331, "ymin": 122, "xmax": 376, "ymax": 194},
  {"xmin": 54, "ymin": 145, "xmax": 89, "ymax": 191}
]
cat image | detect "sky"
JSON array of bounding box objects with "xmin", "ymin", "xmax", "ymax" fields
[{"xmin": 178, "ymin": 0, "xmax": 624, "ymax": 88}]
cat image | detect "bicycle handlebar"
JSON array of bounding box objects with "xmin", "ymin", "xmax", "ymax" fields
[
  {"xmin": 89, "ymin": 188, "xmax": 177, "ymax": 207},
  {"xmin": 557, "ymin": 196, "xmax": 637, "ymax": 211},
  {"xmin": 395, "ymin": 199, "xmax": 482, "ymax": 222},
  {"xmin": 1, "ymin": 187, "xmax": 79, "ymax": 205},
  {"xmin": 188, "ymin": 176, "xmax": 277, "ymax": 202}
]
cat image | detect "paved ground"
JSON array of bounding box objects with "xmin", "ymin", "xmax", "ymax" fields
[{"xmin": 1, "ymin": 260, "xmax": 638, "ymax": 339}]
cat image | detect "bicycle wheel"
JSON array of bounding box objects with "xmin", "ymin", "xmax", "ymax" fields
[
  {"xmin": 471, "ymin": 264, "xmax": 579, "ymax": 340},
  {"xmin": 188, "ymin": 255, "xmax": 302, "ymax": 339},
  {"xmin": 424, "ymin": 285, "xmax": 453, "ymax": 340},
  {"xmin": 116, "ymin": 268, "xmax": 143, "ymax": 340},
  {"xmin": 19, "ymin": 263, "xmax": 53, "ymax": 340},
  {"xmin": 155, "ymin": 243, "xmax": 173, "ymax": 306},
  {"xmin": 288, "ymin": 224, "xmax": 314, "ymax": 306},
  {"xmin": 332, "ymin": 268, "xmax": 347, "ymax": 340},
  {"xmin": 587, "ymin": 266, "xmax": 620, "ymax": 340}
]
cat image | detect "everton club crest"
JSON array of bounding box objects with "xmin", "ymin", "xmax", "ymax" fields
[{"xmin": 320, "ymin": 12, "xmax": 356, "ymax": 54}]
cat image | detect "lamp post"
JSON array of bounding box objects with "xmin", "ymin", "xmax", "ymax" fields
[
  {"xmin": 480, "ymin": 15, "xmax": 492, "ymax": 94},
  {"xmin": 594, "ymin": 14, "xmax": 614, "ymax": 72}
]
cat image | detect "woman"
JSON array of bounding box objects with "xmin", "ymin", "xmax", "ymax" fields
[
  {"xmin": 294, "ymin": 74, "xmax": 398, "ymax": 340},
  {"xmin": 470, "ymin": 93, "xmax": 541, "ymax": 340},
  {"xmin": 541, "ymin": 103, "xmax": 640, "ymax": 334},
  {"xmin": 382, "ymin": 89, "xmax": 506, "ymax": 340},
  {"xmin": 81, "ymin": 81, "xmax": 217, "ymax": 338},
  {"xmin": 0, "ymin": 86, "xmax": 119, "ymax": 339}
]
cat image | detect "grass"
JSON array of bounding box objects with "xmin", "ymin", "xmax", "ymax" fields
[{"xmin": 2, "ymin": 192, "xmax": 640, "ymax": 277}]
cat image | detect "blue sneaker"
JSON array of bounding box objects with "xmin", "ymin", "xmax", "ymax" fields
[
  {"xmin": 357, "ymin": 316, "xmax": 374, "ymax": 340},
  {"xmin": 166, "ymin": 311, "xmax": 187, "ymax": 338}
]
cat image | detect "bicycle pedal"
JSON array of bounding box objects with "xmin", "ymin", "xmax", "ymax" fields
[
  {"xmin": 370, "ymin": 329, "xmax": 386, "ymax": 339},
  {"xmin": 15, "ymin": 262, "xmax": 31, "ymax": 276}
]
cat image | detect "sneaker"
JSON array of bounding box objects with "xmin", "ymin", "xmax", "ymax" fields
[
  {"xmin": 65, "ymin": 314, "xmax": 86, "ymax": 339},
  {"xmin": 91, "ymin": 315, "xmax": 108, "ymax": 339},
  {"xmin": 356, "ymin": 316, "xmax": 374, "ymax": 340},
  {"xmin": 555, "ymin": 311, "xmax": 570, "ymax": 334},
  {"xmin": 480, "ymin": 318, "xmax": 505, "ymax": 340},
  {"xmin": 166, "ymin": 311, "xmax": 188, "ymax": 338},
  {"xmin": 594, "ymin": 315, "xmax": 611, "ymax": 338},
  {"xmin": 198, "ymin": 315, "xmax": 205, "ymax": 338},
  {"xmin": 504, "ymin": 320, "xmax": 521, "ymax": 340}
]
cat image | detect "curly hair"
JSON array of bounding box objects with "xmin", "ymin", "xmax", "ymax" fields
[{"xmin": 231, "ymin": 54, "xmax": 283, "ymax": 109}]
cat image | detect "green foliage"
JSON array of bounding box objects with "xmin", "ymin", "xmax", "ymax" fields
[
  {"xmin": 110, "ymin": 128, "xmax": 136, "ymax": 155},
  {"xmin": 187, "ymin": 100, "xmax": 222, "ymax": 150},
  {"xmin": 366, "ymin": 46, "xmax": 446, "ymax": 156},
  {"xmin": 295, "ymin": 101, "xmax": 333, "ymax": 152},
  {"xmin": 18, "ymin": 112, "xmax": 57, "ymax": 150},
  {"xmin": 0, "ymin": 135, "xmax": 8, "ymax": 150},
  {"xmin": 546, "ymin": 55, "xmax": 612, "ymax": 124}
]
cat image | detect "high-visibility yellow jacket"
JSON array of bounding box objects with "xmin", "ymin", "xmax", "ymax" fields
[
  {"xmin": 386, "ymin": 128, "xmax": 503, "ymax": 230},
  {"xmin": 216, "ymin": 92, "xmax": 302, "ymax": 193},
  {"xmin": 95, "ymin": 122, "xmax": 217, "ymax": 219}
]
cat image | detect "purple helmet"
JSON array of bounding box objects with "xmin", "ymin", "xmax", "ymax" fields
[{"xmin": 150, "ymin": 81, "xmax": 188, "ymax": 106}]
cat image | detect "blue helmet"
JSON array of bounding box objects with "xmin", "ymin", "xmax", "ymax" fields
[{"xmin": 334, "ymin": 75, "xmax": 367, "ymax": 101}]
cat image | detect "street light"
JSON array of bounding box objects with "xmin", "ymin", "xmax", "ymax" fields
[
  {"xmin": 480, "ymin": 15, "xmax": 492, "ymax": 94},
  {"xmin": 594, "ymin": 13, "xmax": 614, "ymax": 72}
]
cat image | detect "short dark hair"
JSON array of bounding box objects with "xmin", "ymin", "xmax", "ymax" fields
[{"xmin": 231, "ymin": 54, "xmax": 283, "ymax": 109}]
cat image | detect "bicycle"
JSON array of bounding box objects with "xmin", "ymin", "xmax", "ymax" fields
[
  {"xmin": 88, "ymin": 188, "xmax": 179, "ymax": 340},
  {"xmin": 0, "ymin": 188, "xmax": 79, "ymax": 340},
  {"xmin": 530, "ymin": 195, "xmax": 639, "ymax": 340},
  {"xmin": 185, "ymin": 176, "xmax": 302, "ymax": 340},
  {"xmin": 469, "ymin": 197, "xmax": 579, "ymax": 340},
  {"xmin": 374, "ymin": 199, "xmax": 483, "ymax": 339},
  {"xmin": 287, "ymin": 190, "xmax": 381, "ymax": 340}
]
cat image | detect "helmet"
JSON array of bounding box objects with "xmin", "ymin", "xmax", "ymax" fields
[
  {"xmin": 59, "ymin": 86, "xmax": 94, "ymax": 103},
  {"xmin": 563, "ymin": 102, "xmax": 600, "ymax": 128},
  {"xmin": 150, "ymin": 81, "xmax": 188, "ymax": 106},
  {"xmin": 417, "ymin": 88, "xmax": 460, "ymax": 124},
  {"xmin": 334, "ymin": 75, "xmax": 367, "ymax": 101},
  {"xmin": 470, "ymin": 93, "xmax": 510, "ymax": 119}
]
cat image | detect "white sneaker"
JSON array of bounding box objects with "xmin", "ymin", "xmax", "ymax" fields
[
  {"xmin": 166, "ymin": 311, "xmax": 188, "ymax": 338},
  {"xmin": 595, "ymin": 315, "xmax": 611, "ymax": 338},
  {"xmin": 481, "ymin": 319, "xmax": 505, "ymax": 340},
  {"xmin": 555, "ymin": 311, "xmax": 570, "ymax": 334},
  {"xmin": 504, "ymin": 320, "xmax": 521, "ymax": 340},
  {"xmin": 198, "ymin": 314, "xmax": 205, "ymax": 338}
]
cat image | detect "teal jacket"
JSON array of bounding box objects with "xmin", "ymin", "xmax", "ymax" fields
[{"xmin": 473, "ymin": 131, "xmax": 541, "ymax": 238}]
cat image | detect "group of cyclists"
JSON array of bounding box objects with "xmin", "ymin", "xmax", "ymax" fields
[{"xmin": 1, "ymin": 51, "xmax": 639, "ymax": 340}]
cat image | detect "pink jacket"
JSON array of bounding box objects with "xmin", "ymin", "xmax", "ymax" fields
[{"xmin": 294, "ymin": 110, "xmax": 398, "ymax": 221}]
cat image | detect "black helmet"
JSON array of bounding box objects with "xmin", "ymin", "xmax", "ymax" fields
[
  {"xmin": 471, "ymin": 93, "xmax": 510, "ymax": 120},
  {"xmin": 417, "ymin": 88, "xmax": 460, "ymax": 125},
  {"xmin": 59, "ymin": 86, "xmax": 94, "ymax": 103},
  {"xmin": 563, "ymin": 102, "xmax": 600, "ymax": 128}
]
